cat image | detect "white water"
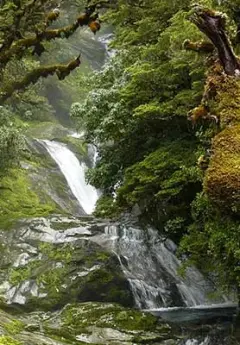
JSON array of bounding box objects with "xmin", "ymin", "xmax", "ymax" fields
[
  {"xmin": 103, "ymin": 225, "xmax": 227, "ymax": 309},
  {"xmin": 184, "ymin": 338, "xmax": 210, "ymax": 345},
  {"xmin": 41, "ymin": 140, "xmax": 98, "ymax": 214}
]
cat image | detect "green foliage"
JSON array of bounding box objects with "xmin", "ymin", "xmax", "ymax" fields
[
  {"xmin": 94, "ymin": 195, "xmax": 123, "ymax": 218},
  {"xmin": 72, "ymin": 1, "xmax": 205, "ymax": 230},
  {"xmin": 71, "ymin": 0, "xmax": 240, "ymax": 295},
  {"xmin": 3, "ymin": 320, "xmax": 25, "ymax": 335},
  {"xmin": 0, "ymin": 107, "xmax": 25, "ymax": 174},
  {"xmin": 180, "ymin": 192, "xmax": 240, "ymax": 290}
]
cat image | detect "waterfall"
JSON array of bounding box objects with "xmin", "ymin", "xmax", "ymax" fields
[
  {"xmin": 34, "ymin": 139, "xmax": 230, "ymax": 311},
  {"xmin": 103, "ymin": 225, "xmax": 226, "ymax": 309},
  {"xmin": 41, "ymin": 140, "xmax": 98, "ymax": 214}
]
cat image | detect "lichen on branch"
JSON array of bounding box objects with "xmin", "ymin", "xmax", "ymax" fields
[
  {"xmin": 183, "ymin": 39, "xmax": 214, "ymax": 53},
  {"xmin": 0, "ymin": 1, "xmax": 106, "ymax": 67},
  {"xmin": 0, "ymin": 55, "xmax": 81, "ymax": 103}
]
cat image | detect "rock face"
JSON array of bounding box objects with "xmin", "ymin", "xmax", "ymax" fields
[
  {"xmin": 0, "ymin": 215, "xmax": 176, "ymax": 345},
  {"xmin": 0, "ymin": 215, "xmax": 224, "ymax": 312},
  {"xmin": 0, "ymin": 216, "xmax": 134, "ymax": 311}
]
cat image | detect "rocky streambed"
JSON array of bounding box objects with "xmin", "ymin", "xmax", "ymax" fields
[
  {"xmin": 0, "ymin": 215, "xmax": 173, "ymax": 345},
  {"xmin": 0, "ymin": 215, "xmax": 237, "ymax": 345}
]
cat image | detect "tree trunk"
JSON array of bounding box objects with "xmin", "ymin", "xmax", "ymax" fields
[{"xmin": 190, "ymin": 6, "xmax": 240, "ymax": 75}]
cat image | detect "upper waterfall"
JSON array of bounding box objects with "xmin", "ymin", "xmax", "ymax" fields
[{"xmin": 41, "ymin": 140, "xmax": 98, "ymax": 214}]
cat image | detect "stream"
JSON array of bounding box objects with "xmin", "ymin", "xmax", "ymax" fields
[{"xmin": 33, "ymin": 139, "xmax": 238, "ymax": 344}]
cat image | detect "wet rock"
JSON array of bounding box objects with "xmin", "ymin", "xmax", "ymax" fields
[
  {"xmin": 0, "ymin": 216, "xmax": 133, "ymax": 311},
  {"xmin": 0, "ymin": 302, "xmax": 175, "ymax": 345}
]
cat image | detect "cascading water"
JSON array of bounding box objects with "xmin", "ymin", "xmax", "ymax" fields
[
  {"xmin": 41, "ymin": 140, "xmax": 98, "ymax": 214},
  {"xmin": 37, "ymin": 138, "xmax": 231, "ymax": 312},
  {"xmin": 103, "ymin": 224, "xmax": 228, "ymax": 309}
]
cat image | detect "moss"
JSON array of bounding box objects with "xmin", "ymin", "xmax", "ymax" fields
[
  {"xmin": 57, "ymin": 136, "xmax": 87, "ymax": 158},
  {"xmin": 25, "ymin": 121, "xmax": 69, "ymax": 140},
  {"xmin": 50, "ymin": 220, "xmax": 81, "ymax": 230},
  {"xmin": 0, "ymin": 336, "xmax": 22, "ymax": 345},
  {"xmin": 77, "ymin": 265, "xmax": 134, "ymax": 307},
  {"xmin": 9, "ymin": 259, "xmax": 42, "ymax": 286},
  {"xmin": 39, "ymin": 242, "xmax": 73, "ymax": 263},
  {"xmin": 204, "ymin": 124, "xmax": 240, "ymax": 212},
  {"xmin": 61, "ymin": 302, "xmax": 160, "ymax": 332},
  {"xmin": 37, "ymin": 267, "xmax": 67, "ymax": 296},
  {"xmin": 9, "ymin": 267, "xmax": 32, "ymax": 286},
  {"xmin": 215, "ymin": 76, "xmax": 240, "ymax": 127},
  {"xmin": 0, "ymin": 56, "xmax": 81, "ymax": 102},
  {"xmin": 3, "ymin": 320, "xmax": 25, "ymax": 335},
  {"xmin": 0, "ymin": 168, "xmax": 56, "ymax": 229}
]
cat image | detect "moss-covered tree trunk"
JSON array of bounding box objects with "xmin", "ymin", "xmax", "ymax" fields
[
  {"xmin": 189, "ymin": 6, "xmax": 240, "ymax": 333},
  {"xmin": 190, "ymin": 6, "xmax": 240, "ymax": 75},
  {"xmin": 189, "ymin": 6, "xmax": 240, "ymax": 213}
]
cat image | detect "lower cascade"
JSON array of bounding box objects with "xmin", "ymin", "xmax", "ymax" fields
[
  {"xmin": 41, "ymin": 139, "xmax": 98, "ymax": 214},
  {"xmin": 103, "ymin": 224, "xmax": 227, "ymax": 309}
]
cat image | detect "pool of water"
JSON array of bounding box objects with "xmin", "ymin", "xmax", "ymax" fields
[{"xmin": 146, "ymin": 303, "xmax": 238, "ymax": 323}]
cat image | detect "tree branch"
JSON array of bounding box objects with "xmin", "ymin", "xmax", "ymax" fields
[
  {"xmin": 0, "ymin": 55, "xmax": 81, "ymax": 103},
  {"xmin": 183, "ymin": 39, "xmax": 214, "ymax": 53},
  {"xmin": 0, "ymin": 2, "xmax": 104, "ymax": 67},
  {"xmin": 0, "ymin": 0, "xmax": 50, "ymax": 52},
  {"xmin": 189, "ymin": 6, "xmax": 240, "ymax": 75}
]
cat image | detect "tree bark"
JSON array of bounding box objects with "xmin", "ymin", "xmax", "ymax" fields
[{"xmin": 190, "ymin": 6, "xmax": 240, "ymax": 75}]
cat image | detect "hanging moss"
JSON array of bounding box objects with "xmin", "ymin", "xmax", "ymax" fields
[{"xmin": 0, "ymin": 56, "xmax": 81, "ymax": 103}]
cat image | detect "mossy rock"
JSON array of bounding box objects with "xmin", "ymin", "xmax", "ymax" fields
[
  {"xmin": 0, "ymin": 168, "xmax": 57, "ymax": 229},
  {"xmin": 76, "ymin": 256, "xmax": 134, "ymax": 307},
  {"xmin": 60, "ymin": 302, "xmax": 162, "ymax": 332},
  {"xmin": 25, "ymin": 121, "xmax": 70, "ymax": 140},
  {"xmin": 204, "ymin": 124, "xmax": 240, "ymax": 212},
  {"xmin": 0, "ymin": 222, "xmax": 133, "ymax": 311},
  {"xmin": 0, "ymin": 302, "xmax": 175, "ymax": 345},
  {"xmin": 56, "ymin": 136, "xmax": 88, "ymax": 161}
]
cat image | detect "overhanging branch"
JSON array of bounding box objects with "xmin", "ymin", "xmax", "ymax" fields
[
  {"xmin": 183, "ymin": 39, "xmax": 214, "ymax": 53},
  {"xmin": 0, "ymin": 2, "xmax": 105, "ymax": 67},
  {"xmin": 0, "ymin": 55, "xmax": 81, "ymax": 103}
]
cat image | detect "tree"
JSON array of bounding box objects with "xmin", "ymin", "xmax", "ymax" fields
[{"xmin": 0, "ymin": 0, "xmax": 108, "ymax": 104}]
